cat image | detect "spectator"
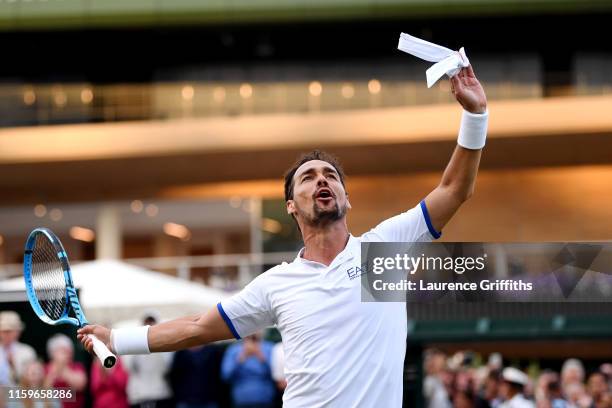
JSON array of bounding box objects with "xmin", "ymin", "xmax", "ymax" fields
[
  {"xmin": 424, "ymin": 349, "xmax": 452, "ymax": 408},
  {"xmin": 479, "ymin": 370, "xmax": 501, "ymax": 408},
  {"xmin": 44, "ymin": 334, "xmax": 87, "ymax": 408},
  {"xmin": 546, "ymin": 380, "xmax": 569, "ymax": 408},
  {"xmin": 455, "ymin": 368, "xmax": 475, "ymax": 393},
  {"xmin": 499, "ymin": 367, "xmax": 534, "ymax": 408},
  {"xmin": 588, "ymin": 372, "xmax": 610, "ymax": 407},
  {"xmin": 562, "ymin": 359, "xmax": 585, "ymax": 396},
  {"xmin": 0, "ymin": 352, "xmax": 9, "ymax": 386},
  {"xmin": 564, "ymin": 382, "xmax": 591, "ymax": 408},
  {"xmin": 123, "ymin": 313, "xmax": 173, "ymax": 408},
  {"xmin": 535, "ymin": 371, "xmax": 556, "ymax": 405},
  {"xmin": 455, "ymin": 389, "xmax": 477, "ymax": 408},
  {"xmin": 90, "ymin": 358, "xmax": 129, "ymax": 408},
  {"xmin": 221, "ymin": 332, "xmax": 275, "ymax": 408},
  {"xmin": 170, "ymin": 344, "xmax": 225, "ymax": 408},
  {"xmin": 600, "ymin": 365, "xmax": 612, "ymax": 389},
  {"xmin": 0, "ymin": 311, "xmax": 36, "ymax": 385},
  {"xmin": 488, "ymin": 354, "xmax": 503, "ymax": 372},
  {"xmin": 15, "ymin": 360, "xmax": 61, "ymax": 408},
  {"xmin": 420, "ymin": 352, "xmax": 612, "ymax": 408},
  {"xmin": 595, "ymin": 392, "xmax": 612, "ymax": 408}
]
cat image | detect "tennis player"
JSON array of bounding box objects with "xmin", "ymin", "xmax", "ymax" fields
[{"xmin": 78, "ymin": 65, "xmax": 487, "ymax": 407}]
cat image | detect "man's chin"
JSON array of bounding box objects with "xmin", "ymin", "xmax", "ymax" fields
[
  {"xmin": 314, "ymin": 205, "xmax": 338, "ymax": 216},
  {"xmin": 314, "ymin": 203, "xmax": 335, "ymax": 212},
  {"xmin": 313, "ymin": 205, "xmax": 345, "ymax": 223}
]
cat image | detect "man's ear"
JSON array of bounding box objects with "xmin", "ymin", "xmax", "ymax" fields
[
  {"xmin": 346, "ymin": 193, "xmax": 352, "ymax": 210},
  {"xmin": 286, "ymin": 200, "xmax": 296, "ymax": 215}
]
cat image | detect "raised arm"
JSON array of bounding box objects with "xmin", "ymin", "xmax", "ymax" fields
[
  {"xmin": 424, "ymin": 64, "xmax": 488, "ymax": 232},
  {"xmin": 77, "ymin": 307, "xmax": 233, "ymax": 354}
]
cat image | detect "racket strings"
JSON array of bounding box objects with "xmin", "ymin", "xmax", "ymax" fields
[{"xmin": 31, "ymin": 233, "xmax": 68, "ymax": 321}]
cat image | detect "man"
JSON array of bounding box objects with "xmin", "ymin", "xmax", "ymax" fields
[
  {"xmin": 221, "ymin": 331, "xmax": 276, "ymax": 408},
  {"xmin": 481, "ymin": 369, "xmax": 502, "ymax": 408},
  {"xmin": 123, "ymin": 313, "xmax": 173, "ymax": 408},
  {"xmin": 424, "ymin": 349, "xmax": 452, "ymax": 408},
  {"xmin": 0, "ymin": 311, "xmax": 36, "ymax": 386},
  {"xmin": 588, "ymin": 371, "xmax": 611, "ymax": 407},
  {"xmin": 561, "ymin": 358, "xmax": 585, "ymax": 394},
  {"xmin": 79, "ymin": 63, "xmax": 487, "ymax": 407},
  {"xmin": 546, "ymin": 380, "xmax": 569, "ymax": 408},
  {"xmin": 498, "ymin": 367, "xmax": 534, "ymax": 408},
  {"xmin": 169, "ymin": 342, "xmax": 226, "ymax": 408}
]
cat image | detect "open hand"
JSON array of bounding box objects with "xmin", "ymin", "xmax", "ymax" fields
[{"xmin": 450, "ymin": 65, "xmax": 487, "ymax": 114}]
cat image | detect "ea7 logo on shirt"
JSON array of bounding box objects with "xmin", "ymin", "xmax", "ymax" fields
[{"xmin": 347, "ymin": 266, "xmax": 366, "ymax": 280}]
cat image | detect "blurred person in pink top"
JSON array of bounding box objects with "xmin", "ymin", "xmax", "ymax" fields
[
  {"xmin": 90, "ymin": 357, "xmax": 129, "ymax": 408},
  {"xmin": 44, "ymin": 334, "xmax": 87, "ymax": 408}
]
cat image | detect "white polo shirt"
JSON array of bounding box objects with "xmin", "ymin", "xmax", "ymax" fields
[{"xmin": 218, "ymin": 200, "xmax": 440, "ymax": 408}]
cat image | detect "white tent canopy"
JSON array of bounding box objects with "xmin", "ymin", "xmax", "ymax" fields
[{"xmin": 0, "ymin": 259, "xmax": 231, "ymax": 325}]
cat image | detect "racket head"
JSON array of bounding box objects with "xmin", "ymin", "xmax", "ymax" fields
[{"xmin": 23, "ymin": 228, "xmax": 83, "ymax": 328}]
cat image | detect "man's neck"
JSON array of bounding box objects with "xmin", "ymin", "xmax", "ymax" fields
[{"xmin": 301, "ymin": 221, "xmax": 350, "ymax": 266}]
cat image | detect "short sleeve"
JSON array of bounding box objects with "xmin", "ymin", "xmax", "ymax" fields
[
  {"xmin": 217, "ymin": 274, "xmax": 275, "ymax": 340},
  {"xmin": 361, "ymin": 200, "xmax": 441, "ymax": 243}
]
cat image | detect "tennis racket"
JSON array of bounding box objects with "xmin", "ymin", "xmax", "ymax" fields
[{"xmin": 23, "ymin": 227, "xmax": 117, "ymax": 368}]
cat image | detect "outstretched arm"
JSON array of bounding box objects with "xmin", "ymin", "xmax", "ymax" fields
[
  {"xmin": 425, "ymin": 65, "xmax": 488, "ymax": 232},
  {"xmin": 77, "ymin": 307, "xmax": 233, "ymax": 354}
]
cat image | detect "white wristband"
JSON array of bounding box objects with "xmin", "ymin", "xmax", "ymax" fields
[
  {"xmin": 111, "ymin": 326, "xmax": 151, "ymax": 355},
  {"xmin": 457, "ymin": 109, "xmax": 488, "ymax": 150}
]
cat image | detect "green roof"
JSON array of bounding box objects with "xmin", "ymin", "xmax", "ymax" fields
[
  {"xmin": 407, "ymin": 315, "xmax": 612, "ymax": 342},
  {"xmin": 1, "ymin": 0, "xmax": 612, "ymax": 31}
]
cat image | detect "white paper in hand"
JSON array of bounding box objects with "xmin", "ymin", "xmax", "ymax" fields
[{"xmin": 397, "ymin": 33, "xmax": 470, "ymax": 88}]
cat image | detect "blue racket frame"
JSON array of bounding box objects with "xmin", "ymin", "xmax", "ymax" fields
[{"xmin": 23, "ymin": 227, "xmax": 89, "ymax": 328}]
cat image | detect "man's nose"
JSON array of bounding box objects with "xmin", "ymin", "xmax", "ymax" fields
[{"xmin": 316, "ymin": 175, "xmax": 328, "ymax": 186}]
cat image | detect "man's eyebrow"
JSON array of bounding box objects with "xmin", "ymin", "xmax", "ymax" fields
[
  {"xmin": 297, "ymin": 168, "xmax": 317, "ymax": 179},
  {"xmin": 297, "ymin": 166, "xmax": 338, "ymax": 180},
  {"xmin": 322, "ymin": 167, "xmax": 339, "ymax": 175}
]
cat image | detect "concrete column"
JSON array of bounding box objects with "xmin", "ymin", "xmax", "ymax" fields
[
  {"xmin": 249, "ymin": 197, "xmax": 263, "ymax": 276},
  {"xmin": 0, "ymin": 235, "xmax": 5, "ymax": 265},
  {"xmin": 95, "ymin": 204, "xmax": 122, "ymax": 259}
]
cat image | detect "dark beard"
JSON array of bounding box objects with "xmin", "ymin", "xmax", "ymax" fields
[{"xmin": 307, "ymin": 200, "xmax": 347, "ymax": 226}]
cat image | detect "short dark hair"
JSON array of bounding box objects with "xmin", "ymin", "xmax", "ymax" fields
[
  {"xmin": 589, "ymin": 371, "xmax": 609, "ymax": 382},
  {"xmin": 284, "ymin": 150, "xmax": 346, "ymax": 202},
  {"xmin": 488, "ymin": 370, "xmax": 501, "ymax": 382}
]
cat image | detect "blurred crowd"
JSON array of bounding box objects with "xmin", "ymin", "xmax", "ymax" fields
[
  {"xmin": 3, "ymin": 308, "xmax": 612, "ymax": 408},
  {"xmin": 0, "ymin": 311, "xmax": 286, "ymax": 408},
  {"xmin": 424, "ymin": 349, "xmax": 612, "ymax": 408}
]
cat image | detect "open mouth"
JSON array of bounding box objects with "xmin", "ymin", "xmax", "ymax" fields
[{"xmin": 314, "ymin": 188, "xmax": 334, "ymax": 201}]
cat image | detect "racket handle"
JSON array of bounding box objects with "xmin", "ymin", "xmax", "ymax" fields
[{"xmin": 89, "ymin": 334, "xmax": 117, "ymax": 368}]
